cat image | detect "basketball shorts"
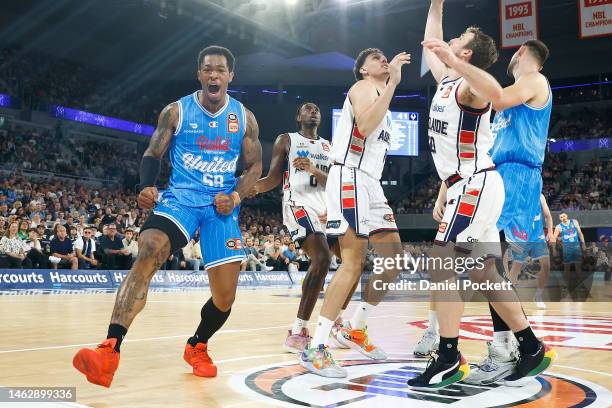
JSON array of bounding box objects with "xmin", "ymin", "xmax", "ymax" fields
[
  {"xmin": 283, "ymin": 202, "xmax": 326, "ymax": 247},
  {"xmin": 511, "ymin": 216, "xmax": 549, "ymax": 262},
  {"xmin": 562, "ymin": 243, "xmax": 582, "ymax": 264},
  {"xmin": 496, "ymin": 162, "xmax": 543, "ymax": 243},
  {"xmin": 325, "ymin": 165, "xmax": 398, "ymax": 238},
  {"xmin": 142, "ymin": 189, "xmax": 244, "ymax": 269},
  {"xmin": 435, "ymin": 169, "xmax": 504, "ymax": 258}
]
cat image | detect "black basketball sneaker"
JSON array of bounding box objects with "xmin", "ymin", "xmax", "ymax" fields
[{"xmin": 407, "ymin": 351, "xmax": 470, "ymax": 389}]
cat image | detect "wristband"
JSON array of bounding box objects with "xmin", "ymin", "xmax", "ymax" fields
[{"xmin": 230, "ymin": 191, "xmax": 241, "ymax": 206}]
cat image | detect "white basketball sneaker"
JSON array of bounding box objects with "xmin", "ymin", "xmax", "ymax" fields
[
  {"xmin": 414, "ymin": 330, "xmax": 439, "ymax": 357},
  {"xmin": 463, "ymin": 341, "xmax": 518, "ymax": 385}
]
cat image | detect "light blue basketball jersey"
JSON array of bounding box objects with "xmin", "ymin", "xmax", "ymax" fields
[
  {"xmin": 490, "ymin": 85, "xmax": 552, "ymax": 168},
  {"xmin": 560, "ymin": 220, "xmax": 579, "ymax": 244},
  {"xmin": 167, "ymin": 91, "xmax": 246, "ymax": 207}
]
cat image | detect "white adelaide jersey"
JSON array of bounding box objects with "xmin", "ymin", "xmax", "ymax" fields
[
  {"xmin": 283, "ymin": 132, "xmax": 331, "ymax": 211},
  {"xmin": 330, "ymin": 94, "xmax": 392, "ymax": 180},
  {"xmin": 428, "ymin": 77, "xmax": 495, "ymax": 181}
]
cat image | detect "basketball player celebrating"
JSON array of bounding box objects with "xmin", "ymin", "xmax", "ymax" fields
[
  {"xmin": 408, "ymin": 0, "xmax": 555, "ymax": 389},
  {"xmin": 552, "ymin": 212, "xmax": 586, "ymax": 296},
  {"xmin": 300, "ymin": 48, "xmax": 410, "ymax": 378},
  {"xmin": 72, "ymin": 46, "xmax": 262, "ymax": 387},
  {"xmin": 250, "ymin": 102, "xmax": 339, "ymax": 353},
  {"xmin": 465, "ymin": 39, "xmax": 554, "ymax": 385}
]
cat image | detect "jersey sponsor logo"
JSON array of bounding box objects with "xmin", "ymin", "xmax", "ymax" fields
[
  {"xmin": 377, "ymin": 130, "xmax": 391, "ymax": 144},
  {"xmin": 209, "ymin": 121, "xmax": 218, "ymax": 128},
  {"xmin": 190, "ymin": 123, "xmax": 198, "ymax": 129},
  {"xmin": 228, "ymin": 112, "xmax": 239, "ymax": 133},
  {"xmin": 512, "ymin": 225, "xmax": 529, "ymax": 241},
  {"xmin": 225, "ymin": 238, "xmax": 242, "ymax": 250},
  {"xmin": 296, "ymin": 150, "xmax": 309, "ymax": 158},
  {"xmin": 491, "ymin": 112, "xmax": 511, "ymax": 137},
  {"xmin": 234, "ymin": 358, "xmax": 609, "ymax": 407},
  {"xmin": 182, "ymin": 153, "xmax": 238, "ymax": 174},
  {"xmin": 431, "ymin": 103, "xmax": 445, "ymax": 112},
  {"xmin": 411, "ymin": 315, "xmax": 612, "ymax": 351},
  {"xmin": 196, "ymin": 135, "xmax": 230, "ymax": 151},
  {"xmin": 326, "ymin": 220, "xmax": 341, "ymax": 229},
  {"xmin": 428, "ymin": 117, "xmax": 448, "ymax": 135}
]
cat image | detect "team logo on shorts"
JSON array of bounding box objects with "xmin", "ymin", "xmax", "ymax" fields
[
  {"xmin": 228, "ymin": 113, "xmax": 239, "ymax": 133},
  {"xmin": 232, "ymin": 358, "xmax": 610, "ymax": 407},
  {"xmin": 383, "ymin": 213, "xmax": 395, "ymax": 223},
  {"xmin": 225, "ymin": 238, "xmax": 242, "ymax": 250},
  {"xmin": 438, "ymin": 222, "xmax": 448, "ymax": 233}
]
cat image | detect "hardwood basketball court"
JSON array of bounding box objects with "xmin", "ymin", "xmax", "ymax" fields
[{"xmin": 0, "ymin": 286, "xmax": 611, "ymax": 407}]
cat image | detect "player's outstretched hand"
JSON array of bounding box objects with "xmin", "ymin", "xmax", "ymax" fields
[
  {"xmin": 214, "ymin": 192, "xmax": 235, "ymax": 215},
  {"xmin": 421, "ymin": 39, "xmax": 457, "ymax": 67},
  {"xmin": 138, "ymin": 187, "xmax": 158, "ymax": 210},
  {"xmin": 388, "ymin": 52, "xmax": 411, "ymax": 86}
]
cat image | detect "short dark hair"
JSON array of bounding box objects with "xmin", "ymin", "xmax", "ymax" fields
[
  {"xmin": 197, "ymin": 45, "xmax": 235, "ymax": 72},
  {"xmin": 353, "ymin": 48, "xmax": 383, "ymax": 81},
  {"xmin": 295, "ymin": 102, "xmax": 318, "ymax": 128},
  {"xmin": 523, "ymin": 39, "xmax": 549, "ymax": 67},
  {"xmin": 464, "ymin": 26, "xmax": 498, "ymax": 70}
]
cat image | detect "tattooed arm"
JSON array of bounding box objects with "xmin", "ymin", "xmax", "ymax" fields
[{"xmin": 137, "ymin": 103, "xmax": 179, "ymax": 210}]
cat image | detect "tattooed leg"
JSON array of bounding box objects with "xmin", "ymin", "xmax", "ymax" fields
[{"xmin": 110, "ymin": 229, "xmax": 170, "ymax": 328}]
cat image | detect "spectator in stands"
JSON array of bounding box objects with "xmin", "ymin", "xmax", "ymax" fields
[
  {"xmin": 69, "ymin": 226, "xmax": 79, "ymax": 243},
  {"xmin": 241, "ymin": 237, "xmax": 270, "ymax": 271},
  {"xmin": 282, "ymin": 242, "xmax": 300, "ymax": 273},
  {"xmin": 266, "ymin": 238, "xmax": 288, "ymax": 271},
  {"xmin": 49, "ymin": 225, "xmax": 78, "ymax": 270},
  {"xmin": 0, "ymin": 221, "xmax": 31, "ymax": 268},
  {"xmin": 26, "ymin": 228, "xmax": 47, "ymax": 268},
  {"xmin": 97, "ymin": 223, "xmax": 131, "ymax": 269},
  {"xmin": 74, "ymin": 226, "xmax": 98, "ymax": 269},
  {"xmin": 122, "ymin": 229, "xmax": 139, "ymax": 260},
  {"xmin": 100, "ymin": 207, "xmax": 115, "ymax": 226},
  {"xmin": 115, "ymin": 213, "xmax": 128, "ymax": 233},
  {"xmin": 17, "ymin": 219, "xmax": 30, "ymax": 240}
]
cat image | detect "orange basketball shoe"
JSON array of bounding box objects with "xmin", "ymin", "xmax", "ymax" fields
[
  {"xmin": 72, "ymin": 338, "xmax": 120, "ymax": 388},
  {"xmin": 183, "ymin": 342, "xmax": 217, "ymax": 377}
]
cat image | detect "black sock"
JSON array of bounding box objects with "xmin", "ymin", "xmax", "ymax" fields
[
  {"xmin": 107, "ymin": 324, "xmax": 127, "ymax": 352},
  {"xmin": 188, "ymin": 298, "xmax": 231, "ymax": 347},
  {"xmin": 514, "ymin": 327, "xmax": 539, "ymax": 355},
  {"xmin": 489, "ymin": 303, "xmax": 511, "ymax": 332},
  {"xmin": 438, "ymin": 336, "xmax": 459, "ymax": 361}
]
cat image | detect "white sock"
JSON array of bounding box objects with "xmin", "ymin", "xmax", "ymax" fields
[
  {"xmin": 493, "ymin": 330, "xmax": 513, "ymax": 352},
  {"xmin": 350, "ymin": 302, "xmax": 374, "ymax": 330},
  {"xmin": 427, "ymin": 310, "xmax": 438, "ymax": 333},
  {"xmin": 292, "ymin": 318, "xmax": 308, "ymax": 335},
  {"xmin": 312, "ymin": 316, "xmax": 335, "ymax": 347}
]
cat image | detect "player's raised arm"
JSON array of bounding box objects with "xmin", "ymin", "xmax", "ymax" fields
[
  {"xmin": 350, "ymin": 52, "xmax": 410, "ymax": 137},
  {"xmin": 422, "ymin": 39, "xmax": 501, "ymax": 109},
  {"xmin": 235, "ymin": 108, "xmax": 263, "ymax": 200},
  {"xmin": 424, "ymin": 0, "xmax": 449, "ymax": 83},
  {"xmin": 491, "ymin": 72, "xmax": 545, "ymax": 111},
  {"xmin": 252, "ymin": 133, "xmax": 290, "ymax": 196},
  {"xmin": 137, "ymin": 102, "xmax": 179, "ymax": 210}
]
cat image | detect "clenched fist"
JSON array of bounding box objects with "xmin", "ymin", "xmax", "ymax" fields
[
  {"xmin": 138, "ymin": 187, "xmax": 158, "ymax": 210},
  {"xmin": 214, "ymin": 192, "xmax": 236, "ymax": 215}
]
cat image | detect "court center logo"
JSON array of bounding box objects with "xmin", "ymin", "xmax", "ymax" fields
[
  {"xmin": 409, "ymin": 315, "xmax": 612, "ymax": 351},
  {"xmin": 231, "ymin": 358, "xmax": 611, "ymax": 407}
]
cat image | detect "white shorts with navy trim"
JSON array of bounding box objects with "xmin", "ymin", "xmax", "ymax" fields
[
  {"xmin": 283, "ymin": 203, "xmax": 325, "ymax": 246},
  {"xmin": 325, "ymin": 165, "xmax": 397, "ymax": 238},
  {"xmin": 435, "ymin": 170, "xmax": 504, "ymax": 258}
]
